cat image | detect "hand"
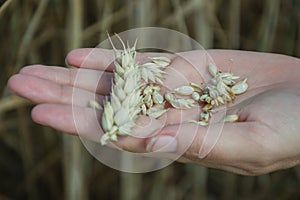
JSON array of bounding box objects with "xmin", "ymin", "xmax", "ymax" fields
[{"xmin": 8, "ymin": 49, "xmax": 300, "ymax": 175}]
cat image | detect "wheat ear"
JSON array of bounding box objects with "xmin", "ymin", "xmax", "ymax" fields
[
  {"xmin": 100, "ymin": 36, "xmax": 143, "ymax": 145},
  {"xmin": 100, "ymin": 35, "xmax": 171, "ymax": 145}
]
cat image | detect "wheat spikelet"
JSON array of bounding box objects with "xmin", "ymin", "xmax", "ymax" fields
[
  {"xmin": 138, "ymin": 57, "xmax": 170, "ymax": 118},
  {"xmin": 140, "ymin": 57, "xmax": 170, "ymax": 84}
]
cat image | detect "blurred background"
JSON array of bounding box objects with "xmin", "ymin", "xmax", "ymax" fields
[{"xmin": 1, "ymin": 0, "xmax": 300, "ymax": 199}]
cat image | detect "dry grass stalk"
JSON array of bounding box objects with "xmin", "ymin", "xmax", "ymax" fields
[
  {"xmin": 257, "ymin": 0, "xmax": 280, "ymax": 51},
  {"xmin": 64, "ymin": 1, "xmax": 90, "ymax": 200},
  {"xmin": 15, "ymin": 0, "xmax": 49, "ymax": 71},
  {"xmin": 0, "ymin": 0, "xmax": 13, "ymax": 17},
  {"xmin": 0, "ymin": 95, "xmax": 31, "ymax": 114},
  {"xmin": 228, "ymin": 0, "xmax": 241, "ymax": 48}
]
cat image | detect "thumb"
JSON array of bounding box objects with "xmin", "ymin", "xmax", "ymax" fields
[
  {"xmin": 145, "ymin": 123, "xmax": 205, "ymax": 157},
  {"xmin": 145, "ymin": 122, "xmax": 260, "ymax": 162}
]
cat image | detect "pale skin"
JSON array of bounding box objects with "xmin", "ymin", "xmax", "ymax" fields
[{"xmin": 8, "ymin": 49, "xmax": 300, "ymax": 175}]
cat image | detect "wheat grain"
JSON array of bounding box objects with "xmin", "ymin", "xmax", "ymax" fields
[{"xmin": 166, "ymin": 63, "xmax": 248, "ymax": 126}]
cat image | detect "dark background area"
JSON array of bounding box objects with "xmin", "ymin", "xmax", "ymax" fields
[{"xmin": 0, "ymin": 0, "xmax": 300, "ymax": 199}]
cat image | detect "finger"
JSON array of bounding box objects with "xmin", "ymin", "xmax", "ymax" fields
[
  {"xmin": 207, "ymin": 49, "xmax": 283, "ymax": 73},
  {"xmin": 31, "ymin": 104, "xmax": 102, "ymax": 142},
  {"xmin": 103, "ymin": 116, "xmax": 196, "ymax": 155},
  {"xmin": 32, "ymin": 103, "xmax": 164, "ymax": 153},
  {"xmin": 20, "ymin": 65, "xmax": 113, "ymax": 95},
  {"xmin": 8, "ymin": 74, "xmax": 104, "ymax": 107},
  {"xmin": 65, "ymin": 48, "xmax": 175, "ymax": 71},
  {"xmin": 66, "ymin": 48, "xmax": 115, "ymax": 71},
  {"xmin": 99, "ymin": 107, "xmax": 207, "ymax": 154}
]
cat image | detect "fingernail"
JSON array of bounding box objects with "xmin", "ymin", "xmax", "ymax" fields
[{"xmin": 146, "ymin": 135, "xmax": 177, "ymax": 152}]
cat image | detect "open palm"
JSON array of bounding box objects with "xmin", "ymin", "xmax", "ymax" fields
[{"xmin": 8, "ymin": 49, "xmax": 300, "ymax": 175}]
